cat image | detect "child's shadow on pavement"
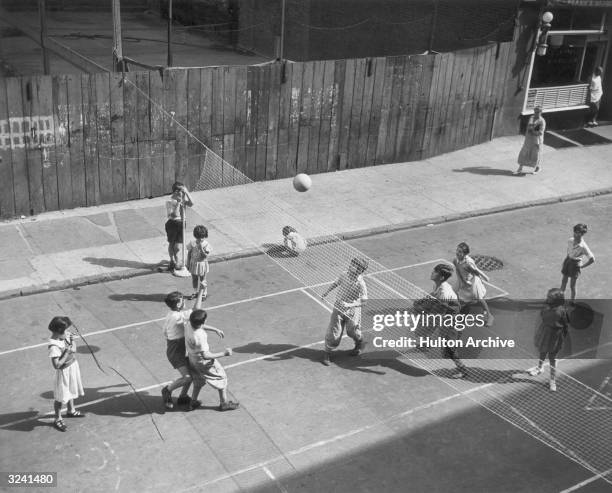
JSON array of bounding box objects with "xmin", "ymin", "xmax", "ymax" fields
[{"xmin": 233, "ymin": 341, "xmax": 429, "ymax": 377}]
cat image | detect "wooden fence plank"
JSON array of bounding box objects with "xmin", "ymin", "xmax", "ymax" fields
[
  {"xmin": 232, "ymin": 65, "xmax": 248, "ymax": 178},
  {"xmin": 197, "ymin": 67, "xmax": 213, "ymax": 187},
  {"xmin": 459, "ymin": 48, "xmax": 478, "ymax": 149},
  {"xmin": 305, "ymin": 60, "xmax": 323, "ymax": 176},
  {"xmin": 365, "ymin": 57, "xmax": 386, "ymax": 166},
  {"xmin": 109, "ymin": 74, "xmax": 125, "ymax": 202},
  {"xmin": 173, "ymin": 70, "xmax": 189, "ymax": 184},
  {"xmin": 296, "ymin": 61, "xmax": 313, "ymax": 174},
  {"xmin": 317, "ymin": 60, "xmax": 334, "ymax": 174},
  {"xmin": 53, "ymin": 75, "xmax": 73, "ymax": 210},
  {"xmin": 326, "ymin": 59, "xmax": 344, "ymax": 172},
  {"xmin": 82, "ymin": 74, "xmax": 102, "ymax": 206},
  {"xmin": 35, "ymin": 76, "xmax": 59, "ymax": 212},
  {"xmin": 94, "ymin": 72, "xmax": 113, "ymax": 203},
  {"xmin": 275, "ymin": 61, "xmax": 293, "ymax": 179},
  {"xmin": 409, "ymin": 55, "xmax": 435, "ymax": 161},
  {"xmin": 210, "ymin": 66, "xmax": 225, "ymax": 180},
  {"xmin": 375, "ymin": 57, "xmax": 394, "ymax": 165},
  {"xmin": 265, "ymin": 63, "xmax": 280, "ymax": 180},
  {"xmin": 395, "ymin": 56, "xmax": 421, "ymax": 161},
  {"xmin": 465, "ymin": 46, "xmax": 486, "ymax": 148},
  {"xmin": 222, "ymin": 66, "xmax": 237, "ymax": 184},
  {"xmin": 357, "ymin": 57, "xmax": 375, "ymax": 167},
  {"xmin": 255, "ymin": 65, "xmax": 271, "ymax": 181},
  {"xmin": 65, "ymin": 74, "xmax": 86, "ymax": 208},
  {"xmin": 450, "ymin": 51, "xmax": 472, "ymax": 151},
  {"xmin": 337, "ymin": 58, "xmax": 355, "ymax": 170},
  {"xmin": 148, "ymin": 71, "xmax": 164, "ymax": 197},
  {"xmin": 21, "ymin": 77, "xmax": 45, "ymax": 213},
  {"xmin": 383, "ymin": 56, "xmax": 406, "ymax": 164},
  {"xmin": 432, "ymin": 53, "xmax": 455, "ymax": 157},
  {"xmin": 347, "ymin": 58, "xmax": 366, "ymax": 169},
  {"xmin": 244, "ymin": 66, "xmax": 259, "ymax": 181},
  {"xmin": 123, "ymin": 73, "xmax": 140, "ymax": 200},
  {"xmin": 475, "ymin": 45, "xmax": 495, "ymax": 145},
  {"xmin": 5, "ymin": 78, "xmax": 29, "ymax": 215},
  {"xmin": 421, "ymin": 54, "xmax": 443, "ymax": 159},
  {"xmin": 162, "ymin": 70, "xmax": 177, "ymax": 191},
  {"xmin": 186, "ymin": 68, "xmax": 202, "ymax": 189},
  {"xmin": 0, "ymin": 78, "xmax": 15, "ymax": 217},
  {"xmin": 443, "ymin": 53, "xmax": 465, "ymax": 155}
]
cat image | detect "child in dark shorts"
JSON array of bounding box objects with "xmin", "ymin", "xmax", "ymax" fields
[
  {"xmin": 165, "ymin": 182, "xmax": 194, "ymax": 271},
  {"xmin": 528, "ymin": 289, "xmax": 571, "ymax": 392},
  {"xmin": 560, "ymin": 223, "xmax": 594, "ymax": 303}
]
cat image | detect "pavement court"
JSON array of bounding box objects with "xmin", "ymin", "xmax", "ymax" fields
[{"xmin": 1, "ymin": 231, "xmax": 611, "ymax": 492}]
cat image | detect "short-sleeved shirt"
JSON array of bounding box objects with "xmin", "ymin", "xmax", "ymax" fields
[
  {"xmin": 48, "ymin": 338, "xmax": 75, "ymax": 367},
  {"xmin": 566, "ymin": 237, "xmax": 594, "ymax": 264},
  {"xmin": 333, "ymin": 274, "xmax": 368, "ymax": 310},
  {"xmin": 454, "ymin": 256, "xmax": 478, "ymax": 287},
  {"xmin": 166, "ymin": 195, "xmax": 183, "ymax": 220},
  {"xmin": 285, "ymin": 232, "xmax": 307, "ymax": 252},
  {"xmin": 431, "ymin": 282, "xmax": 458, "ymax": 304},
  {"xmin": 590, "ymin": 75, "xmax": 602, "ymax": 103},
  {"xmin": 163, "ymin": 309, "xmax": 192, "ymax": 341},
  {"xmin": 184, "ymin": 324, "xmax": 210, "ymax": 362}
]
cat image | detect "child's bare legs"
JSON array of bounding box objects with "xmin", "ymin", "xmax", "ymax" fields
[
  {"xmin": 66, "ymin": 399, "xmax": 78, "ymax": 415},
  {"xmin": 560, "ymin": 275, "xmax": 577, "ymax": 302},
  {"xmin": 200, "ymin": 274, "xmax": 208, "ymax": 298},
  {"xmin": 479, "ymin": 298, "xmax": 494, "ymax": 326},
  {"xmin": 217, "ymin": 388, "xmax": 239, "ymax": 411},
  {"xmin": 53, "ymin": 400, "xmax": 63, "ymax": 420},
  {"xmin": 529, "ymin": 352, "xmax": 546, "ymax": 376},
  {"xmin": 167, "ymin": 366, "xmax": 192, "ymax": 395},
  {"xmin": 549, "ymin": 353, "xmax": 557, "ymax": 391}
]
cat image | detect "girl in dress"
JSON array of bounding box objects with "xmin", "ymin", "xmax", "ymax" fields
[
  {"xmin": 515, "ymin": 106, "xmax": 546, "ymax": 175},
  {"xmin": 528, "ymin": 288, "xmax": 571, "ymax": 392},
  {"xmin": 453, "ymin": 242, "xmax": 494, "ymax": 326},
  {"xmin": 187, "ymin": 225, "xmax": 212, "ymax": 300},
  {"xmin": 48, "ymin": 316, "xmax": 85, "ymax": 432}
]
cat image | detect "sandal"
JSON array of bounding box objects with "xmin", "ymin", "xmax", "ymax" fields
[
  {"xmin": 219, "ymin": 401, "xmax": 240, "ymax": 412},
  {"xmin": 66, "ymin": 410, "xmax": 85, "ymax": 418},
  {"xmin": 54, "ymin": 418, "xmax": 67, "ymax": 432},
  {"xmin": 188, "ymin": 400, "xmax": 202, "ymax": 411}
]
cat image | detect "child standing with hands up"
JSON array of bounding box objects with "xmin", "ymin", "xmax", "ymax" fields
[{"xmin": 48, "ymin": 316, "xmax": 85, "ymax": 432}]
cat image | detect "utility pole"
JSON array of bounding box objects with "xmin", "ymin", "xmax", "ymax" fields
[
  {"xmin": 279, "ymin": 0, "xmax": 286, "ymax": 61},
  {"xmin": 167, "ymin": 0, "xmax": 173, "ymax": 67},
  {"xmin": 112, "ymin": 0, "xmax": 125, "ymax": 72},
  {"xmin": 38, "ymin": 0, "xmax": 50, "ymax": 74}
]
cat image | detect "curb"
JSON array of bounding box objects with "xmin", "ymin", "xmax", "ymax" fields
[{"xmin": 1, "ymin": 187, "xmax": 610, "ymax": 301}]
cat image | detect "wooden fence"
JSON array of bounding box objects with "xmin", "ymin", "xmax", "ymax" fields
[{"xmin": 0, "ymin": 42, "xmax": 514, "ymax": 218}]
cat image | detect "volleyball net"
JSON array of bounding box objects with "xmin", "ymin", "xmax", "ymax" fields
[{"xmin": 122, "ymin": 76, "xmax": 612, "ymax": 485}]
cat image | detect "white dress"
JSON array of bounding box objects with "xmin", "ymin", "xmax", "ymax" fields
[{"xmin": 48, "ymin": 339, "xmax": 84, "ymax": 404}]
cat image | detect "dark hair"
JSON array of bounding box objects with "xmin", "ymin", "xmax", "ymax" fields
[
  {"xmin": 282, "ymin": 225, "xmax": 297, "ymax": 236},
  {"xmin": 546, "ymin": 288, "xmax": 565, "ymax": 307},
  {"xmin": 594, "ymin": 66, "xmax": 603, "ymax": 77},
  {"xmin": 433, "ymin": 263, "xmax": 453, "ymax": 282},
  {"xmin": 164, "ymin": 291, "xmax": 183, "ymax": 309},
  {"xmin": 189, "ymin": 309, "xmax": 208, "ymax": 328},
  {"xmin": 350, "ymin": 257, "xmax": 369, "ymax": 274},
  {"xmin": 48, "ymin": 316, "xmax": 72, "ymax": 334},
  {"xmin": 457, "ymin": 242, "xmax": 470, "ymax": 255},
  {"xmin": 534, "ymin": 106, "xmax": 542, "ymax": 113},
  {"xmin": 193, "ymin": 225, "xmax": 208, "ymax": 239},
  {"xmin": 171, "ymin": 182, "xmax": 184, "ymax": 193},
  {"xmin": 573, "ymin": 223, "xmax": 588, "ymax": 235}
]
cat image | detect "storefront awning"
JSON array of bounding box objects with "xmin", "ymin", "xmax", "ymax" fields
[{"xmin": 547, "ymin": 0, "xmax": 612, "ymax": 7}]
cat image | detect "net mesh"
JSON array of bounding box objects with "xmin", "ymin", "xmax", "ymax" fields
[{"xmin": 125, "ymin": 77, "xmax": 612, "ymax": 485}]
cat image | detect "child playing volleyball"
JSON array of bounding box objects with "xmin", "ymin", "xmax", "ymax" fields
[
  {"xmin": 185, "ymin": 287, "xmax": 239, "ymax": 411},
  {"xmin": 453, "ymin": 242, "xmax": 494, "ymax": 326},
  {"xmin": 560, "ymin": 223, "xmax": 595, "ymax": 303},
  {"xmin": 161, "ymin": 289, "xmax": 224, "ymax": 410},
  {"xmin": 282, "ymin": 226, "xmax": 307, "ymax": 255},
  {"xmin": 48, "ymin": 316, "xmax": 85, "ymax": 432},
  {"xmin": 429, "ymin": 264, "xmax": 468, "ymax": 379},
  {"xmin": 165, "ymin": 182, "xmax": 194, "ymax": 272},
  {"xmin": 528, "ymin": 288, "xmax": 571, "ymax": 392},
  {"xmin": 187, "ymin": 225, "xmax": 212, "ymax": 300},
  {"xmin": 320, "ymin": 257, "xmax": 369, "ymax": 366}
]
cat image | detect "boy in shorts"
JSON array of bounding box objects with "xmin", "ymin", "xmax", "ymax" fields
[
  {"xmin": 320, "ymin": 257, "xmax": 369, "ymax": 366},
  {"xmin": 161, "ymin": 288, "xmax": 223, "ymax": 410},
  {"xmin": 165, "ymin": 182, "xmax": 194, "ymax": 271},
  {"xmin": 560, "ymin": 223, "xmax": 595, "ymax": 303}
]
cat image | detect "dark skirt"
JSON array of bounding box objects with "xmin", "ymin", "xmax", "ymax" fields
[
  {"xmin": 561, "ymin": 257, "xmax": 581, "ymax": 278},
  {"xmin": 165, "ymin": 218, "xmax": 183, "ymax": 244},
  {"xmin": 166, "ymin": 338, "xmax": 188, "ymax": 369}
]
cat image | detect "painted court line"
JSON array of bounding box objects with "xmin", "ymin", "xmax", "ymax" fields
[
  {"xmin": 560, "ymin": 468, "xmax": 612, "ymax": 493},
  {"xmin": 177, "ymin": 384, "xmax": 496, "ymax": 492},
  {"xmin": 0, "ymin": 260, "xmax": 441, "ymax": 357}
]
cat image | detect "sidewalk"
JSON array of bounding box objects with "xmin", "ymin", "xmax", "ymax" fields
[{"xmin": 1, "ymin": 129, "xmax": 611, "ymax": 300}]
